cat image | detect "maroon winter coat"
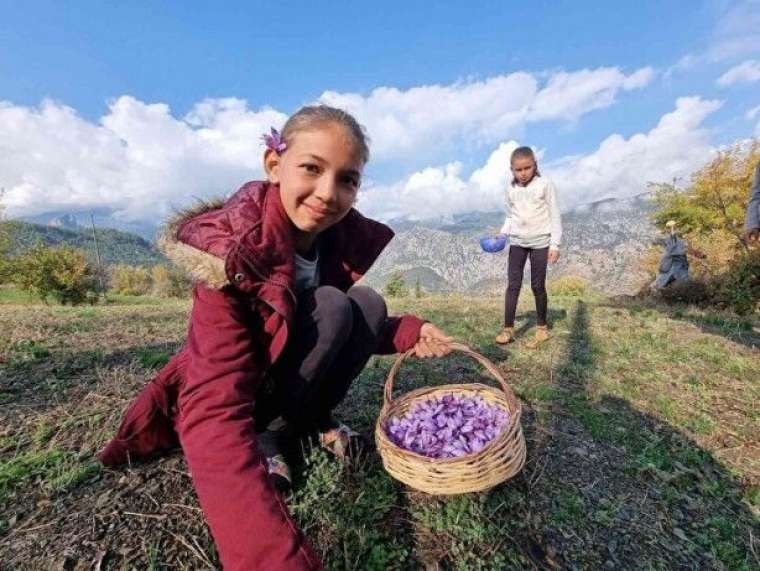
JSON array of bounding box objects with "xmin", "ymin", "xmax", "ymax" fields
[{"xmin": 98, "ymin": 181, "xmax": 425, "ymax": 570}]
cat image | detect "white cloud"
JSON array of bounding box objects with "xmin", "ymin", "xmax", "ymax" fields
[
  {"xmin": 358, "ymin": 142, "xmax": 518, "ymax": 220},
  {"xmin": 0, "ymin": 97, "xmax": 285, "ymax": 222},
  {"xmin": 1, "ymin": 65, "xmax": 654, "ymax": 224},
  {"xmin": 709, "ymin": 0, "xmax": 760, "ymax": 61},
  {"xmin": 547, "ymin": 97, "xmax": 722, "ymax": 208},
  {"xmin": 717, "ymin": 60, "xmax": 760, "ymax": 86},
  {"xmin": 665, "ymin": 1, "xmax": 760, "ymax": 80},
  {"xmin": 527, "ymin": 67, "xmax": 654, "ymax": 122},
  {"xmin": 319, "ymin": 66, "xmax": 653, "ymax": 160},
  {"xmin": 359, "ymin": 97, "xmax": 722, "ymax": 220},
  {"xmin": 663, "ymin": 54, "xmax": 699, "ymax": 80}
]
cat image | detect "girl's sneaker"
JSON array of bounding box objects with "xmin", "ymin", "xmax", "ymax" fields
[
  {"xmin": 257, "ymin": 417, "xmax": 293, "ymax": 493},
  {"xmin": 495, "ymin": 327, "xmax": 515, "ymax": 344},
  {"xmin": 527, "ymin": 325, "xmax": 550, "ymax": 348},
  {"xmin": 265, "ymin": 454, "xmax": 292, "ymax": 493},
  {"xmin": 317, "ymin": 423, "xmax": 366, "ymax": 461}
]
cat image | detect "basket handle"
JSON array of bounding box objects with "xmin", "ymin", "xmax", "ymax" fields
[{"xmin": 383, "ymin": 341, "xmax": 511, "ymax": 408}]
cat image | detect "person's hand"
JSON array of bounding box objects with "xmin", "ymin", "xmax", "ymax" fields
[
  {"xmin": 743, "ymin": 228, "xmax": 759, "ymax": 244},
  {"xmin": 548, "ymin": 249, "xmax": 560, "ymax": 263},
  {"xmin": 414, "ymin": 323, "xmax": 454, "ymax": 358},
  {"xmin": 496, "ymin": 233, "xmax": 508, "ymax": 240}
]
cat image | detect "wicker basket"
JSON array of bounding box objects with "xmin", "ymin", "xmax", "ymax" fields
[{"xmin": 374, "ymin": 342, "xmax": 526, "ymax": 495}]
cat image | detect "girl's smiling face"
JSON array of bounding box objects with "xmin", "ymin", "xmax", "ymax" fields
[
  {"xmin": 511, "ymin": 155, "xmax": 537, "ymax": 186},
  {"xmin": 265, "ymin": 123, "xmax": 363, "ymax": 246}
]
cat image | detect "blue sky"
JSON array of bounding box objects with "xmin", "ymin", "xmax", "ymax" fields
[{"xmin": 1, "ymin": 1, "xmax": 759, "ymax": 228}]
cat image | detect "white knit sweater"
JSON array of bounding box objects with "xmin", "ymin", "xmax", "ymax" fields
[{"xmin": 499, "ymin": 175, "xmax": 563, "ymax": 250}]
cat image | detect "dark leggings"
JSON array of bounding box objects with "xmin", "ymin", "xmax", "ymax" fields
[
  {"xmin": 504, "ymin": 245, "xmax": 548, "ymax": 327},
  {"xmin": 254, "ymin": 285, "xmax": 387, "ymax": 433}
]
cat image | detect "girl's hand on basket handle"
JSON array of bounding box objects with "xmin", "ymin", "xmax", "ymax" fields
[{"xmin": 414, "ymin": 323, "xmax": 454, "ymax": 359}]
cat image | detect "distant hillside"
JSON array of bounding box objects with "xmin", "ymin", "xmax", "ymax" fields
[
  {"xmin": 5, "ymin": 193, "xmax": 659, "ymax": 293},
  {"xmin": 4, "ymin": 220, "xmax": 165, "ymax": 266},
  {"xmin": 362, "ymin": 193, "xmax": 658, "ymax": 296}
]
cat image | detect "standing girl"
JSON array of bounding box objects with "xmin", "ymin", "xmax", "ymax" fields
[
  {"xmin": 98, "ymin": 105, "xmax": 452, "ymax": 570},
  {"xmin": 495, "ymin": 146, "xmax": 562, "ymax": 347}
]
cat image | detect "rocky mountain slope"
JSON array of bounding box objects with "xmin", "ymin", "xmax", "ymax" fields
[{"xmin": 362, "ymin": 193, "xmax": 658, "ymax": 295}]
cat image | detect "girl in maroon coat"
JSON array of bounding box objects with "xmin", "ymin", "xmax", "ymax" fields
[{"xmin": 98, "ymin": 105, "xmax": 453, "ymax": 570}]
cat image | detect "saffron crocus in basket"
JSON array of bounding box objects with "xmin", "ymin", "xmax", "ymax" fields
[{"xmin": 385, "ymin": 394, "xmax": 509, "ymax": 459}]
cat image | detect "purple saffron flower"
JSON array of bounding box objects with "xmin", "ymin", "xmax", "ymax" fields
[{"xmin": 262, "ymin": 127, "xmax": 287, "ymax": 153}]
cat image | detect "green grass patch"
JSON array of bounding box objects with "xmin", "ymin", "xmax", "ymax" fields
[
  {"xmin": 137, "ymin": 348, "xmax": 172, "ymax": 369},
  {"xmin": 566, "ymin": 395, "xmax": 614, "ymax": 441},
  {"xmin": 48, "ymin": 461, "xmax": 101, "ymax": 492},
  {"xmin": 32, "ymin": 420, "xmax": 55, "ymax": 447},
  {"xmin": 0, "ymin": 449, "xmax": 100, "ymax": 501},
  {"xmin": 0, "ymin": 449, "xmax": 66, "ymax": 501},
  {"xmin": 290, "ymin": 447, "xmax": 410, "ymax": 570},
  {"xmin": 0, "ymin": 287, "xmax": 37, "ymax": 304},
  {"xmin": 550, "ymin": 489, "xmax": 587, "ymax": 527},
  {"xmin": 10, "ymin": 339, "xmax": 50, "ymax": 362},
  {"xmin": 409, "ymin": 489, "xmax": 528, "ymax": 570},
  {"xmin": 684, "ymin": 413, "xmax": 716, "ymax": 436}
]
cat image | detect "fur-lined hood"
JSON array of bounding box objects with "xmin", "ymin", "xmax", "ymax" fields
[{"xmin": 157, "ymin": 198, "xmax": 229, "ymax": 289}]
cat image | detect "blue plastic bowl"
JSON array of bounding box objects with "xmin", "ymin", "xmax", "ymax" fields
[{"xmin": 480, "ymin": 236, "xmax": 508, "ymax": 253}]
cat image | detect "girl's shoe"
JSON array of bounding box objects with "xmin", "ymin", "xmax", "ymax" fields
[
  {"xmin": 265, "ymin": 454, "xmax": 292, "ymax": 493},
  {"xmin": 495, "ymin": 327, "xmax": 515, "ymax": 344},
  {"xmin": 318, "ymin": 423, "xmax": 365, "ymax": 461},
  {"xmin": 257, "ymin": 417, "xmax": 293, "ymax": 492},
  {"xmin": 527, "ymin": 325, "xmax": 550, "ymax": 348}
]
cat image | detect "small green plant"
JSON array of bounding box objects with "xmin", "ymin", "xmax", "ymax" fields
[
  {"xmin": 11, "ymin": 340, "xmax": 50, "ymax": 362},
  {"xmin": 383, "ymin": 270, "xmax": 408, "ymax": 298},
  {"xmin": 137, "ymin": 348, "xmax": 172, "ymax": 369},
  {"xmin": 714, "ymin": 249, "xmax": 760, "ymax": 315},
  {"xmin": 551, "ymin": 489, "xmax": 586, "ymax": 526},
  {"xmin": 547, "ymin": 275, "xmax": 588, "ymax": 297}
]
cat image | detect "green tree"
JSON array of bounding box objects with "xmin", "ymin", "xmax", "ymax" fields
[
  {"xmin": 151, "ymin": 264, "xmax": 191, "ymax": 298},
  {"xmin": 14, "ymin": 244, "xmax": 97, "ymax": 304},
  {"xmin": 109, "ymin": 264, "xmax": 151, "ymax": 295},
  {"xmin": 384, "ymin": 270, "xmax": 408, "ymax": 298}
]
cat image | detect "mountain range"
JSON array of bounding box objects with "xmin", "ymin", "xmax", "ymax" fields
[
  {"xmin": 10, "ymin": 193, "xmax": 659, "ymax": 295},
  {"xmin": 361, "ymin": 193, "xmax": 658, "ymax": 296}
]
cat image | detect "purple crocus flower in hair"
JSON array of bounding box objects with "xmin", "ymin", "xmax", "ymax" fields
[{"xmin": 262, "ymin": 127, "xmax": 287, "ymax": 153}]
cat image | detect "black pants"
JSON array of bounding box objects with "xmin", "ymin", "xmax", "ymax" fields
[
  {"xmin": 254, "ymin": 285, "xmax": 387, "ymax": 434},
  {"xmin": 504, "ymin": 245, "xmax": 548, "ymax": 328}
]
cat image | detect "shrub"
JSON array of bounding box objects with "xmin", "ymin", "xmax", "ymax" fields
[
  {"xmin": 151, "ymin": 264, "xmax": 191, "ymax": 298},
  {"xmin": 0, "ymin": 194, "xmax": 12, "ymax": 284},
  {"xmin": 656, "ymin": 279, "xmax": 712, "ymax": 306},
  {"xmin": 14, "ymin": 244, "xmax": 97, "ymax": 304},
  {"xmin": 110, "ymin": 264, "xmax": 151, "ymax": 296},
  {"xmin": 714, "ymin": 249, "xmax": 760, "ymax": 315},
  {"xmin": 384, "ymin": 271, "xmax": 408, "ymax": 297},
  {"xmin": 547, "ymin": 275, "xmax": 588, "ymax": 297}
]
